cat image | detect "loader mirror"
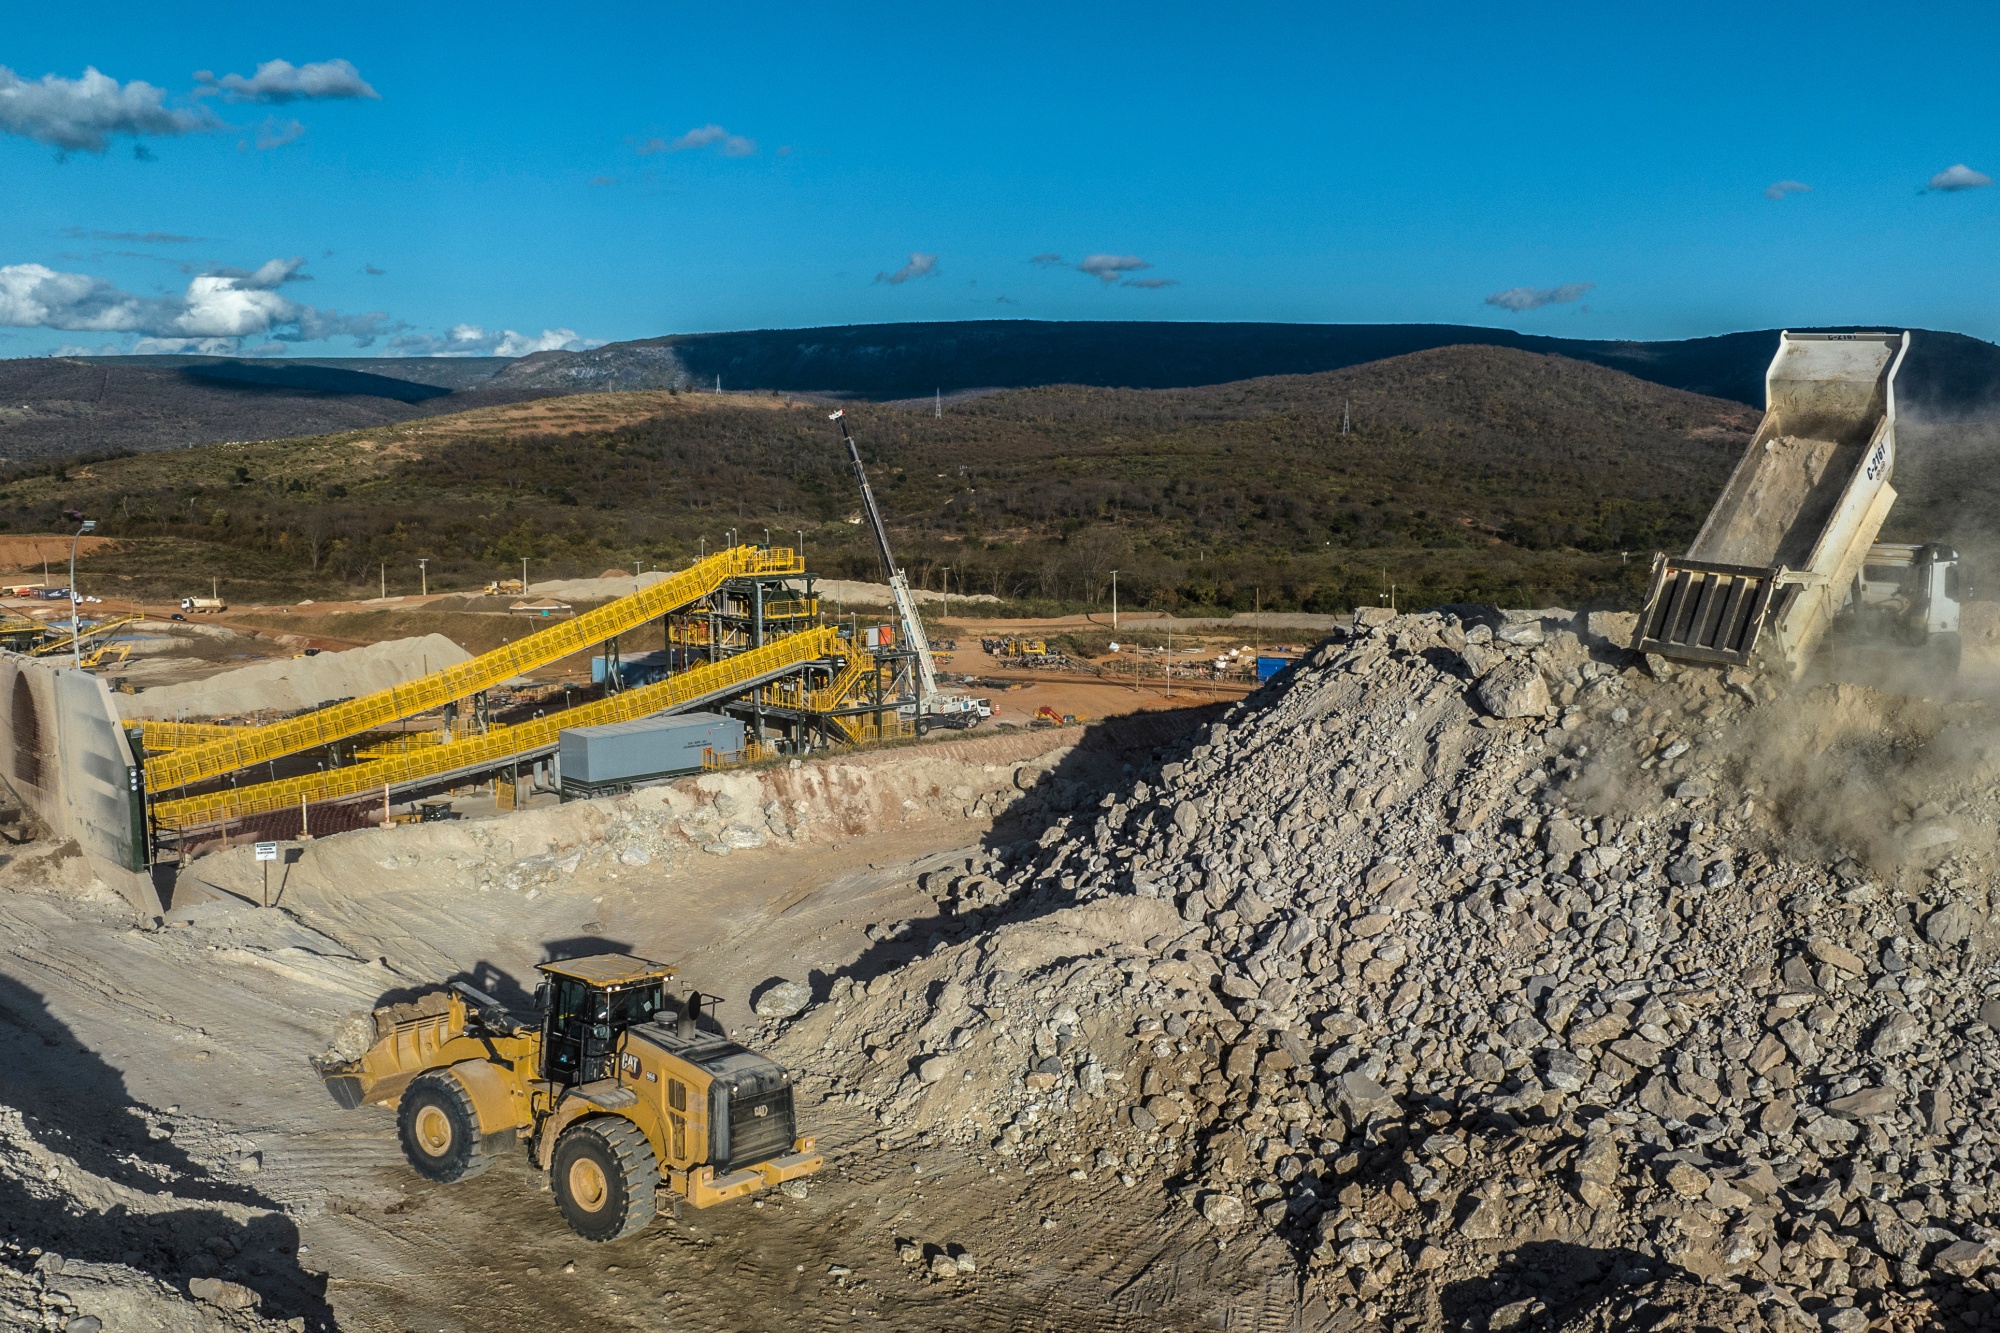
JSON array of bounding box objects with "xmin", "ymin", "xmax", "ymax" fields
[{"xmin": 532, "ymin": 981, "xmax": 549, "ymax": 1012}]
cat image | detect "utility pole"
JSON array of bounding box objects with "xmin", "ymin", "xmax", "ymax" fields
[
  {"xmin": 1110, "ymin": 569, "xmax": 1119, "ymax": 630},
  {"xmin": 942, "ymin": 565, "xmax": 951, "ymax": 618},
  {"xmin": 379, "ymin": 562, "xmax": 386, "ymax": 599},
  {"xmin": 521, "ymin": 556, "xmax": 529, "ymax": 592},
  {"xmin": 418, "ymin": 559, "xmax": 428, "ymax": 597},
  {"xmin": 935, "ymin": 388, "xmax": 941, "ymax": 419}
]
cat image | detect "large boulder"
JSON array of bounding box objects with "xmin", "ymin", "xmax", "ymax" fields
[{"xmin": 1475, "ymin": 661, "xmax": 1551, "ymax": 719}]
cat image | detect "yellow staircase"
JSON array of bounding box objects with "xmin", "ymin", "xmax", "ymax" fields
[
  {"xmin": 150, "ymin": 625, "xmax": 845, "ymax": 832},
  {"xmin": 142, "ymin": 545, "xmax": 801, "ymax": 794}
]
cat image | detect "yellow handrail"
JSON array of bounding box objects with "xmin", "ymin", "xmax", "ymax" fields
[
  {"xmin": 131, "ymin": 720, "xmax": 245, "ymax": 750},
  {"xmin": 34, "ymin": 613, "xmax": 145, "ymax": 657},
  {"xmin": 143, "ymin": 545, "xmax": 802, "ymax": 792},
  {"xmin": 151, "ymin": 625, "xmax": 844, "ymax": 831}
]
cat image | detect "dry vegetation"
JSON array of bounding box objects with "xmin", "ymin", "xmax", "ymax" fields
[{"xmin": 0, "ymin": 347, "xmax": 1758, "ymax": 614}]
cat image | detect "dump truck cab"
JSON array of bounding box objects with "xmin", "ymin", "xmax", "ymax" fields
[
  {"xmin": 1848, "ymin": 542, "xmax": 1962, "ymax": 642},
  {"xmin": 315, "ymin": 951, "xmax": 821, "ymax": 1242}
]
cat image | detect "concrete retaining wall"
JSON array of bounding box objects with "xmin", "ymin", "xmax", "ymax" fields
[{"xmin": 0, "ymin": 654, "xmax": 158, "ymax": 916}]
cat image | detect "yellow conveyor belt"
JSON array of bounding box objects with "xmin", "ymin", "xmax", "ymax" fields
[
  {"xmin": 143, "ymin": 545, "xmax": 800, "ymax": 793},
  {"xmin": 150, "ymin": 624, "xmax": 843, "ymax": 831}
]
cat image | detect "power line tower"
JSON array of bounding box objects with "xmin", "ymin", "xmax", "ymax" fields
[
  {"xmin": 1341, "ymin": 399, "xmax": 1352, "ymax": 435},
  {"xmin": 935, "ymin": 388, "xmax": 942, "ymax": 419}
]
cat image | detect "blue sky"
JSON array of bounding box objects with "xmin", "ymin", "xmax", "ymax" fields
[{"xmin": 1, "ymin": 1, "xmax": 1996, "ymax": 358}]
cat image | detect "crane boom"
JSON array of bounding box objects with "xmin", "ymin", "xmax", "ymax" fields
[
  {"xmin": 830, "ymin": 410, "xmax": 941, "ymax": 699},
  {"xmin": 828, "ymin": 411, "xmax": 988, "ymax": 728}
]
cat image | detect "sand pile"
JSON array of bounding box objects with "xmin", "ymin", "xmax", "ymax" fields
[
  {"xmin": 755, "ymin": 606, "xmax": 2000, "ymax": 1332},
  {"xmin": 119, "ymin": 634, "xmax": 473, "ymax": 721}
]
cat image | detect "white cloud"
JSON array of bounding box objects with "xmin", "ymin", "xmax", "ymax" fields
[
  {"xmin": 63, "ymin": 227, "xmax": 205, "ymax": 243},
  {"xmin": 1926, "ymin": 163, "xmax": 1993, "ymax": 192},
  {"xmin": 130, "ymin": 336, "xmax": 246, "ymax": 354},
  {"xmin": 1484, "ymin": 282, "xmax": 1594, "ymax": 312},
  {"xmin": 0, "ymin": 65, "xmax": 215, "ymax": 152},
  {"xmin": 1077, "ymin": 254, "xmax": 1151, "ymax": 283},
  {"xmin": 876, "ymin": 253, "xmax": 939, "ymax": 285},
  {"xmin": 637, "ymin": 123, "xmax": 756, "ymax": 157},
  {"xmin": 1029, "ymin": 252, "xmax": 1065, "ymax": 266},
  {"xmin": 1122, "ymin": 277, "xmax": 1178, "ymax": 289},
  {"xmin": 0, "ymin": 257, "xmax": 387, "ymax": 349},
  {"xmin": 387, "ymin": 324, "xmax": 602, "ymax": 357},
  {"xmin": 1764, "ymin": 179, "xmax": 1812, "ymax": 200},
  {"xmin": 194, "ymin": 58, "xmax": 378, "ymax": 104},
  {"xmin": 252, "ymin": 116, "xmax": 306, "ymax": 150}
]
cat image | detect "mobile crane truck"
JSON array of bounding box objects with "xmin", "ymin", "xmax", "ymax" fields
[
  {"xmin": 828, "ymin": 409, "xmax": 992, "ymax": 731},
  {"xmin": 317, "ymin": 953, "xmax": 821, "ymax": 1241}
]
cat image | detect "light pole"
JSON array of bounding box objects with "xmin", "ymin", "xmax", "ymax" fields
[
  {"xmin": 418, "ymin": 558, "xmax": 428, "ymax": 597},
  {"xmin": 64, "ymin": 513, "xmax": 94, "ymax": 667},
  {"xmin": 795, "ymin": 528, "xmax": 804, "ymax": 564},
  {"xmin": 1110, "ymin": 569, "xmax": 1119, "ymax": 630},
  {"xmin": 941, "ymin": 565, "xmax": 951, "ymax": 619},
  {"xmin": 521, "ymin": 557, "xmax": 528, "ymax": 592}
]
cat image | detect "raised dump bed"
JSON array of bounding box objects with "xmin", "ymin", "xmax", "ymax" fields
[{"xmin": 1635, "ymin": 330, "xmax": 1909, "ymax": 676}]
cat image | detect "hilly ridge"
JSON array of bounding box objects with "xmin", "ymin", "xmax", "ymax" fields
[
  {"xmin": 0, "ymin": 345, "xmax": 1755, "ymax": 614},
  {"xmin": 8, "ymin": 320, "xmax": 1994, "ymax": 465},
  {"xmin": 495, "ymin": 319, "xmax": 2000, "ymax": 413}
]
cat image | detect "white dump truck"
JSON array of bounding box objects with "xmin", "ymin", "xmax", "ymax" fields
[{"xmin": 1634, "ymin": 331, "xmax": 1947, "ymax": 677}]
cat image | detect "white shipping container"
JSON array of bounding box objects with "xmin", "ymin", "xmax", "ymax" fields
[{"xmin": 558, "ymin": 711, "xmax": 745, "ymax": 788}]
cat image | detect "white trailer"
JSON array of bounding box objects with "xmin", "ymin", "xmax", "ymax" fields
[{"xmin": 1635, "ymin": 331, "xmax": 1911, "ymax": 677}]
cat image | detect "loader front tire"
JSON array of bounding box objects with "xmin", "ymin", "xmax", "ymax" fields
[
  {"xmin": 397, "ymin": 1072, "xmax": 491, "ymax": 1182},
  {"xmin": 551, "ymin": 1119, "xmax": 658, "ymax": 1242}
]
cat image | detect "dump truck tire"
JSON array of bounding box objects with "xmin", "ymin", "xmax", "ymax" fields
[
  {"xmin": 551, "ymin": 1118, "xmax": 658, "ymax": 1242},
  {"xmin": 397, "ymin": 1072, "xmax": 492, "ymax": 1182}
]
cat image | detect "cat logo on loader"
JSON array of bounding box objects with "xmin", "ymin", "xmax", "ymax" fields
[{"xmin": 316, "ymin": 953, "xmax": 821, "ymax": 1241}]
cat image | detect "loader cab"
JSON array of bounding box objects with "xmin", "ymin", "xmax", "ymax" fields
[{"xmin": 535, "ymin": 954, "xmax": 675, "ymax": 1086}]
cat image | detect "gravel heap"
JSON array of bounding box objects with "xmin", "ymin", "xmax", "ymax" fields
[
  {"xmin": 0, "ymin": 1099, "xmax": 315, "ymax": 1332},
  {"xmin": 769, "ymin": 606, "xmax": 2000, "ymax": 1333},
  {"xmin": 119, "ymin": 634, "xmax": 472, "ymax": 721}
]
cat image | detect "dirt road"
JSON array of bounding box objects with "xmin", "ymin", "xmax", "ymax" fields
[{"xmin": 0, "ymin": 707, "xmax": 1309, "ymax": 1332}]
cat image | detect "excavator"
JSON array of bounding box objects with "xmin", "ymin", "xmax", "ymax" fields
[
  {"xmin": 317, "ymin": 953, "xmax": 820, "ymax": 1241},
  {"xmin": 1635, "ymin": 331, "xmax": 1963, "ymax": 674}
]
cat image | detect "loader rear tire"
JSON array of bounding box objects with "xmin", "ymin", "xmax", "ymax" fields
[
  {"xmin": 397, "ymin": 1072, "xmax": 491, "ymax": 1182},
  {"xmin": 551, "ymin": 1118, "xmax": 658, "ymax": 1242}
]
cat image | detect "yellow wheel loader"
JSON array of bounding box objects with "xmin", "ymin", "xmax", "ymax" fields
[{"xmin": 316, "ymin": 953, "xmax": 822, "ymax": 1241}]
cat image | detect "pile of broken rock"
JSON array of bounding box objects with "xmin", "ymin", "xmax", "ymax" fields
[{"xmin": 769, "ymin": 605, "xmax": 2000, "ymax": 1332}]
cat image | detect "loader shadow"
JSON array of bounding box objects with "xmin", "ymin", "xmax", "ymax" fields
[
  {"xmin": 1438, "ymin": 1242, "xmax": 1662, "ymax": 1332},
  {"xmin": 819, "ymin": 701, "xmax": 1230, "ymax": 995},
  {"xmin": 0, "ymin": 971, "xmax": 336, "ymax": 1329}
]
